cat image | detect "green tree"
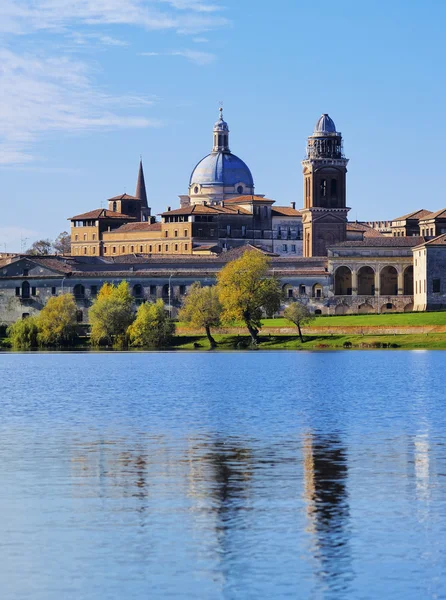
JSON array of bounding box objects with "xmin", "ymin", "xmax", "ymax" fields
[
  {"xmin": 89, "ymin": 281, "xmax": 134, "ymax": 346},
  {"xmin": 53, "ymin": 231, "xmax": 71, "ymax": 255},
  {"xmin": 128, "ymin": 299, "xmax": 175, "ymax": 348},
  {"xmin": 7, "ymin": 316, "xmax": 39, "ymax": 349},
  {"xmin": 26, "ymin": 239, "xmax": 53, "ymax": 255},
  {"xmin": 37, "ymin": 293, "xmax": 78, "ymax": 346},
  {"xmin": 178, "ymin": 282, "xmax": 221, "ymax": 348},
  {"xmin": 283, "ymin": 301, "xmax": 315, "ymax": 343},
  {"xmin": 217, "ymin": 249, "xmax": 282, "ymax": 345}
]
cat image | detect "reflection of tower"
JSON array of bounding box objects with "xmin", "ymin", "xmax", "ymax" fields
[
  {"xmin": 301, "ymin": 114, "xmax": 350, "ymax": 256},
  {"xmin": 302, "ymin": 432, "xmax": 352, "ymax": 593}
]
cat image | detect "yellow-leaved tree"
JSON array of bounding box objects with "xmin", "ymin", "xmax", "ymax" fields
[
  {"xmin": 216, "ymin": 249, "xmax": 282, "ymax": 345},
  {"xmin": 37, "ymin": 293, "xmax": 78, "ymax": 346},
  {"xmin": 89, "ymin": 281, "xmax": 134, "ymax": 347},
  {"xmin": 128, "ymin": 299, "xmax": 175, "ymax": 348},
  {"xmin": 178, "ymin": 282, "xmax": 221, "ymax": 348}
]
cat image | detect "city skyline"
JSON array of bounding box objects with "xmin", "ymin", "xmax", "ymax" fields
[{"xmin": 1, "ymin": 0, "xmax": 446, "ymax": 251}]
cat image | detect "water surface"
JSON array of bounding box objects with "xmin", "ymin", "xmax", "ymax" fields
[{"xmin": 0, "ymin": 351, "xmax": 445, "ymax": 599}]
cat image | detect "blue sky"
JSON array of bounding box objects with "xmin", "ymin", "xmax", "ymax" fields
[{"xmin": 1, "ymin": 0, "xmax": 445, "ymax": 251}]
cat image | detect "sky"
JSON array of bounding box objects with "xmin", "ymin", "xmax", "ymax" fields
[{"xmin": 1, "ymin": 0, "xmax": 446, "ymax": 251}]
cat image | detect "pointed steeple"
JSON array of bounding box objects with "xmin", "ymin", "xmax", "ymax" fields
[{"xmin": 135, "ymin": 158, "xmax": 148, "ymax": 208}]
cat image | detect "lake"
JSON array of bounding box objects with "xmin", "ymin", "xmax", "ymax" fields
[{"xmin": 0, "ymin": 350, "xmax": 445, "ymax": 599}]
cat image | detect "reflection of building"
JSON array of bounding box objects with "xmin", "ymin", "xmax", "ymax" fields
[{"xmin": 302, "ymin": 432, "xmax": 352, "ymax": 592}]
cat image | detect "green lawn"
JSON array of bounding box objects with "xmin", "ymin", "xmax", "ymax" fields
[{"xmin": 260, "ymin": 312, "xmax": 446, "ymax": 328}]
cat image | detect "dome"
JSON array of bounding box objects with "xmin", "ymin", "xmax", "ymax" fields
[
  {"xmin": 214, "ymin": 107, "xmax": 229, "ymax": 132},
  {"xmin": 189, "ymin": 151, "xmax": 254, "ymax": 188},
  {"xmin": 315, "ymin": 113, "xmax": 337, "ymax": 133}
]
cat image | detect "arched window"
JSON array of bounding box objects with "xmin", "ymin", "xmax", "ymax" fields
[
  {"xmin": 194, "ymin": 186, "xmax": 199, "ymax": 194},
  {"xmin": 112, "ymin": 201, "xmax": 117, "ymax": 212},
  {"xmin": 237, "ymin": 185, "xmax": 243, "ymax": 194},
  {"xmin": 133, "ymin": 284, "xmax": 143, "ymax": 298},
  {"xmin": 320, "ymin": 179, "xmax": 327, "ymax": 198},
  {"xmin": 73, "ymin": 284, "xmax": 85, "ymax": 299}
]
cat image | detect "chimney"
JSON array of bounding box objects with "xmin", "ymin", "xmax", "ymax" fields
[
  {"xmin": 167, "ymin": 206, "xmax": 171, "ymax": 212},
  {"xmin": 290, "ymin": 202, "xmax": 296, "ymax": 210}
]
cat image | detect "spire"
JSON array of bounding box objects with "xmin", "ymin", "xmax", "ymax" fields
[
  {"xmin": 213, "ymin": 107, "xmax": 230, "ymax": 152},
  {"xmin": 135, "ymin": 158, "xmax": 148, "ymax": 208}
]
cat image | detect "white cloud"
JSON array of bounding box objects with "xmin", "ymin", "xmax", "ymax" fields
[
  {"xmin": 0, "ymin": 0, "xmax": 229, "ymax": 35},
  {"xmin": 0, "ymin": 49, "xmax": 161, "ymax": 165},
  {"xmin": 70, "ymin": 32, "xmax": 129, "ymax": 47},
  {"xmin": 141, "ymin": 48, "xmax": 216, "ymax": 65}
]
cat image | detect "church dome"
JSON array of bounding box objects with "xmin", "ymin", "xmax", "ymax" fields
[
  {"xmin": 315, "ymin": 113, "xmax": 337, "ymax": 133},
  {"xmin": 190, "ymin": 151, "xmax": 254, "ymax": 188}
]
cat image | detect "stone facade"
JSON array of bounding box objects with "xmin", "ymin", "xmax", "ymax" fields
[{"xmin": 413, "ymin": 235, "xmax": 446, "ymax": 311}]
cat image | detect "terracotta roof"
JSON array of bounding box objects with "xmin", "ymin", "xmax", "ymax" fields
[
  {"xmin": 112, "ymin": 222, "xmax": 162, "ymax": 233},
  {"xmin": 223, "ymin": 195, "xmax": 275, "ymax": 204},
  {"xmin": 272, "ymin": 206, "xmax": 302, "ymax": 217},
  {"xmin": 418, "ymin": 207, "xmax": 446, "ymax": 221},
  {"xmin": 333, "ymin": 236, "xmax": 426, "ymax": 248},
  {"xmin": 392, "ymin": 209, "xmax": 432, "ymax": 222},
  {"xmin": 70, "ymin": 208, "xmax": 135, "ymax": 220},
  {"xmin": 192, "ymin": 244, "xmax": 220, "ymax": 252},
  {"xmin": 413, "ymin": 233, "xmax": 446, "ymax": 248},
  {"xmin": 346, "ymin": 222, "xmax": 384, "ymax": 237},
  {"xmin": 107, "ymin": 193, "xmax": 140, "ymax": 201},
  {"xmin": 160, "ymin": 204, "xmax": 250, "ymax": 216},
  {"xmin": 221, "ymin": 244, "xmax": 279, "ymax": 259}
]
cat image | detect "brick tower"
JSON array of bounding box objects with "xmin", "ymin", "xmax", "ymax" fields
[{"xmin": 301, "ymin": 114, "xmax": 349, "ymax": 257}]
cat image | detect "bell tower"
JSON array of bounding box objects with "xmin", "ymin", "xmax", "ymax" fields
[{"xmin": 301, "ymin": 114, "xmax": 349, "ymax": 257}]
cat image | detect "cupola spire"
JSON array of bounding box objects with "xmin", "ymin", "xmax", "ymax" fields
[
  {"xmin": 213, "ymin": 107, "xmax": 230, "ymax": 152},
  {"xmin": 135, "ymin": 158, "xmax": 148, "ymax": 208}
]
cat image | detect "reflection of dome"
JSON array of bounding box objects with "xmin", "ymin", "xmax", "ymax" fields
[
  {"xmin": 190, "ymin": 152, "xmax": 254, "ymax": 188},
  {"xmin": 315, "ymin": 113, "xmax": 336, "ymax": 133}
]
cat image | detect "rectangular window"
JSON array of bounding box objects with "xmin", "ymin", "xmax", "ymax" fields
[
  {"xmin": 184, "ymin": 229, "xmax": 188, "ymax": 237},
  {"xmin": 175, "ymin": 244, "xmax": 178, "ymax": 251},
  {"xmin": 185, "ymin": 243, "xmax": 188, "ymax": 251},
  {"xmin": 149, "ymin": 245, "xmax": 152, "ymax": 253},
  {"xmin": 23, "ymin": 269, "xmax": 29, "ymax": 276},
  {"xmin": 130, "ymin": 245, "xmax": 134, "ymax": 253},
  {"xmin": 92, "ymin": 233, "xmax": 96, "ymax": 241},
  {"xmin": 241, "ymin": 225, "xmax": 246, "ymax": 237},
  {"xmin": 158, "ymin": 245, "xmax": 162, "ymax": 252},
  {"xmin": 104, "ymin": 247, "xmax": 107, "ymax": 254},
  {"xmin": 92, "ymin": 247, "xmax": 96, "ymax": 254},
  {"xmin": 165, "ymin": 244, "xmax": 168, "ymax": 252},
  {"xmin": 282, "ymin": 244, "xmax": 287, "ymax": 252},
  {"xmin": 291, "ymin": 244, "xmax": 296, "ymax": 252},
  {"xmin": 31, "ymin": 287, "xmax": 37, "ymax": 296},
  {"xmin": 51, "ymin": 287, "xmax": 56, "ymax": 295},
  {"xmin": 15, "ymin": 287, "xmax": 20, "ymax": 296},
  {"xmin": 75, "ymin": 234, "xmax": 78, "ymax": 241},
  {"xmin": 174, "ymin": 230, "xmax": 178, "ymax": 237},
  {"xmin": 433, "ymin": 279, "xmax": 441, "ymax": 293},
  {"xmin": 226, "ymin": 225, "xmax": 231, "ymax": 236},
  {"xmin": 112, "ymin": 247, "xmax": 116, "ymax": 254},
  {"xmin": 150, "ymin": 285, "xmax": 156, "ymax": 295},
  {"xmin": 165, "ymin": 230, "xmax": 168, "ymax": 237},
  {"xmin": 299, "ymin": 285, "xmax": 306, "ymax": 295},
  {"xmin": 83, "ymin": 247, "xmax": 87, "ymax": 255},
  {"xmin": 122, "ymin": 246, "xmax": 125, "ymax": 253},
  {"xmin": 180, "ymin": 285, "xmax": 186, "ymax": 295},
  {"xmin": 90, "ymin": 285, "xmax": 98, "ymax": 297},
  {"xmin": 287, "ymin": 288, "xmax": 293, "ymax": 299}
]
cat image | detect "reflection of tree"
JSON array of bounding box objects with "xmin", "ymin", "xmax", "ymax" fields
[{"xmin": 303, "ymin": 432, "xmax": 352, "ymax": 594}]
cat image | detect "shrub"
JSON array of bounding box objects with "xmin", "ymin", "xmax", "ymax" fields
[
  {"xmin": 128, "ymin": 299, "xmax": 175, "ymax": 348},
  {"xmin": 7, "ymin": 317, "xmax": 39, "ymax": 349}
]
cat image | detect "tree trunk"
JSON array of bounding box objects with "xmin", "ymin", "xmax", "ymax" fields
[
  {"xmin": 205, "ymin": 324, "xmax": 217, "ymax": 349},
  {"xmin": 246, "ymin": 321, "xmax": 259, "ymax": 345},
  {"xmin": 297, "ymin": 323, "xmax": 304, "ymax": 343}
]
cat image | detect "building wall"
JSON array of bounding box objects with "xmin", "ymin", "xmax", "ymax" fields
[{"xmin": 413, "ymin": 245, "xmax": 446, "ymax": 311}]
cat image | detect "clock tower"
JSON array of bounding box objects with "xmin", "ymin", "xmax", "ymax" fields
[{"xmin": 301, "ymin": 114, "xmax": 349, "ymax": 257}]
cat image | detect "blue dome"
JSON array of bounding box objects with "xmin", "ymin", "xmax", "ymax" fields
[
  {"xmin": 190, "ymin": 151, "xmax": 254, "ymax": 188},
  {"xmin": 315, "ymin": 114, "xmax": 337, "ymax": 133}
]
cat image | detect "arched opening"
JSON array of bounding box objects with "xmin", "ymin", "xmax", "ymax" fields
[
  {"xmin": 334, "ymin": 266, "xmax": 352, "ymax": 295},
  {"xmin": 237, "ymin": 185, "xmax": 243, "ymax": 194},
  {"xmin": 162, "ymin": 284, "xmax": 172, "ymax": 300},
  {"xmin": 282, "ymin": 283, "xmax": 293, "ymax": 300},
  {"xmin": 312, "ymin": 283, "xmax": 323, "ymax": 298},
  {"xmin": 404, "ymin": 266, "xmax": 414, "ymax": 295},
  {"xmin": 358, "ymin": 303, "xmax": 374, "ymax": 314},
  {"xmin": 381, "ymin": 303, "xmax": 396, "ymax": 313},
  {"xmin": 73, "ymin": 284, "xmax": 85, "ymax": 299},
  {"xmin": 335, "ymin": 302, "xmax": 350, "ymax": 315},
  {"xmin": 133, "ymin": 284, "xmax": 143, "ymax": 298},
  {"xmin": 112, "ymin": 201, "xmax": 117, "ymax": 212},
  {"xmin": 380, "ymin": 266, "xmax": 398, "ymax": 296},
  {"xmin": 21, "ymin": 281, "xmax": 30, "ymax": 299},
  {"xmin": 357, "ymin": 266, "xmax": 375, "ymax": 295}
]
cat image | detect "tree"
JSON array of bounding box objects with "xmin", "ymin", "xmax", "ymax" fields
[
  {"xmin": 89, "ymin": 281, "xmax": 134, "ymax": 346},
  {"xmin": 217, "ymin": 249, "xmax": 282, "ymax": 345},
  {"xmin": 26, "ymin": 239, "xmax": 52, "ymax": 255},
  {"xmin": 128, "ymin": 299, "xmax": 175, "ymax": 348},
  {"xmin": 7, "ymin": 316, "xmax": 39, "ymax": 349},
  {"xmin": 37, "ymin": 294, "xmax": 78, "ymax": 346},
  {"xmin": 178, "ymin": 282, "xmax": 221, "ymax": 348},
  {"xmin": 53, "ymin": 231, "xmax": 71, "ymax": 255},
  {"xmin": 283, "ymin": 301, "xmax": 315, "ymax": 343}
]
